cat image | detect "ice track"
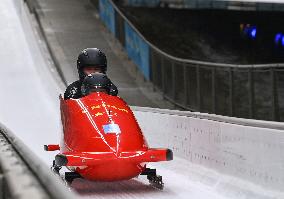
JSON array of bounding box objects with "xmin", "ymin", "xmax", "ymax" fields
[
  {"xmin": 0, "ymin": 1, "xmax": 225, "ymax": 198},
  {"xmin": 0, "ymin": 0, "xmax": 283, "ymax": 199}
]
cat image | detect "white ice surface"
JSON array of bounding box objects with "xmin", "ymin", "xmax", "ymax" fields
[
  {"xmin": 0, "ymin": 1, "xmax": 277, "ymax": 199},
  {"xmin": 0, "ymin": 0, "xmax": 63, "ymax": 165},
  {"xmin": 71, "ymin": 157, "xmax": 228, "ymax": 199}
]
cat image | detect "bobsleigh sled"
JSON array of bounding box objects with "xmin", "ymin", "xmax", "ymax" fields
[{"xmin": 45, "ymin": 92, "xmax": 173, "ymax": 189}]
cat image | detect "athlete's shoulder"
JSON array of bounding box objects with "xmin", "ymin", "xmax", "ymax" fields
[{"xmin": 64, "ymin": 80, "xmax": 82, "ymax": 100}]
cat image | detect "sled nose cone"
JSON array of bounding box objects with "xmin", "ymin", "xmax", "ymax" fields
[
  {"xmin": 166, "ymin": 149, "xmax": 173, "ymax": 161},
  {"xmin": 55, "ymin": 154, "xmax": 68, "ymax": 166}
]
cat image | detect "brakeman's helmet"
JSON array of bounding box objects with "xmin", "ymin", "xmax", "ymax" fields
[
  {"xmin": 81, "ymin": 73, "xmax": 111, "ymax": 96},
  {"xmin": 77, "ymin": 48, "xmax": 107, "ymax": 79}
]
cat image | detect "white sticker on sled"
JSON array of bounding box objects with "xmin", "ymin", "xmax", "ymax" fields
[{"xmin": 103, "ymin": 124, "xmax": 121, "ymax": 134}]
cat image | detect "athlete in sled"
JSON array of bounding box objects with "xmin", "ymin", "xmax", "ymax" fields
[{"xmin": 45, "ymin": 50, "xmax": 173, "ymax": 190}]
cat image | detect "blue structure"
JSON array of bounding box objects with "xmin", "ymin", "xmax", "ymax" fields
[
  {"xmin": 99, "ymin": 0, "xmax": 116, "ymax": 34},
  {"xmin": 250, "ymin": 27, "xmax": 257, "ymax": 39},
  {"xmin": 274, "ymin": 33, "xmax": 282, "ymax": 45},
  {"xmin": 124, "ymin": 0, "xmax": 160, "ymax": 7},
  {"xmin": 124, "ymin": 22, "xmax": 150, "ymax": 80}
]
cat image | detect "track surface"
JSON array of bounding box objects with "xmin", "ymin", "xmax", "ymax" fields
[
  {"xmin": 0, "ymin": 0, "xmax": 277, "ymax": 199},
  {"xmin": 0, "ymin": 0, "xmax": 62, "ymax": 165},
  {"xmin": 71, "ymin": 158, "xmax": 227, "ymax": 199},
  {"xmin": 33, "ymin": 0, "xmax": 174, "ymax": 109}
]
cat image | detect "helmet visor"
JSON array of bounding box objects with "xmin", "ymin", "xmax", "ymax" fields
[
  {"xmin": 83, "ymin": 66, "xmax": 103, "ymax": 75},
  {"xmin": 89, "ymin": 87, "xmax": 108, "ymax": 94},
  {"xmin": 81, "ymin": 85, "xmax": 108, "ymax": 96}
]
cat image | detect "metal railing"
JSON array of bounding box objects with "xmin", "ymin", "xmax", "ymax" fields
[
  {"xmin": 123, "ymin": 0, "xmax": 284, "ymax": 12},
  {"xmin": 100, "ymin": 0, "xmax": 284, "ymax": 122}
]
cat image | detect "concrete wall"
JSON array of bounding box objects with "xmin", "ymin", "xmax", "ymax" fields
[{"xmin": 133, "ymin": 107, "xmax": 284, "ymax": 193}]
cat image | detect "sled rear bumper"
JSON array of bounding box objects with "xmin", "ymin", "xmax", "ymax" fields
[
  {"xmin": 44, "ymin": 144, "xmax": 60, "ymax": 151},
  {"xmin": 55, "ymin": 148, "xmax": 173, "ymax": 167}
]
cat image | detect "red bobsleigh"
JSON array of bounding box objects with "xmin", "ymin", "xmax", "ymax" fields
[{"xmin": 45, "ymin": 92, "xmax": 173, "ymax": 189}]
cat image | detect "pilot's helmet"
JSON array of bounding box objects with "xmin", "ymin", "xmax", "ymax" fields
[
  {"xmin": 81, "ymin": 73, "xmax": 111, "ymax": 96},
  {"xmin": 77, "ymin": 48, "xmax": 107, "ymax": 80}
]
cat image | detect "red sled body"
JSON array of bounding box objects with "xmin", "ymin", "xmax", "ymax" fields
[{"xmin": 45, "ymin": 92, "xmax": 173, "ymax": 183}]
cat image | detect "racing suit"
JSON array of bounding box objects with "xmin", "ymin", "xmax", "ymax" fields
[{"xmin": 64, "ymin": 80, "xmax": 118, "ymax": 100}]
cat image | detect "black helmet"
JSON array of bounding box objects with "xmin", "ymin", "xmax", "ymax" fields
[
  {"xmin": 77, "ymin": 48, "xmax": 107, "ymax": 79},
  {"xmin": 81, "ymin": 73, "xmax": 111, "ymax": 96}
]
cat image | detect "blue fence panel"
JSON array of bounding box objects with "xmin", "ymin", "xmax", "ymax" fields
[
  {"xmin": 125, "ymin": 0, "xmax": 160, "ymax": 7},
  {"xmin": 124, "ymin": 22, "xmax": 150, "ymax": 80},
  {"xmin": 99, "ymin": 0, "xmax": 115, "ymax": 34}
]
